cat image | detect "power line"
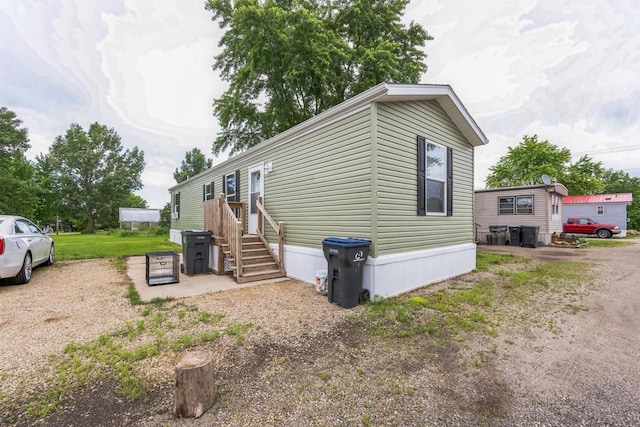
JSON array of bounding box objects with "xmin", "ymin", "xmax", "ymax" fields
[{"xmin": 572, "ymin": 145, "xmax": 640, "ymax": 156}]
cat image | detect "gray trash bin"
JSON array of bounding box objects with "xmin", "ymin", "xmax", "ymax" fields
[
  {"xmin": 322, "ymin": 237, "xmax": 371, "ymax": 308},
  {"xmin": 181, "ymin": 230, "xmax": 211, "ymax": 275},
  {"xmin": 489, "ymin": 226, "xmax": 508, "ymax": 245},
  {"xmin": 520, "ymin": 226, "xmax": 539, "ymax": 248}
]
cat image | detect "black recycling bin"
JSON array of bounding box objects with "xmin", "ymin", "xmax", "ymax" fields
[
  {"xmin": 181, "ymin": 230, "xmax": 211, "ymax": 275},
  {"xmin": 520, "ymin": 226, "xmax": 539, "ymax": 248},
  {"xmin": 509, "ymin": 226, "xmax": 522, "ymax": 247},
  {"xmin": 489, "ymin": 225, "xmax": 508, "ymax": 245},
  {"xmin": 322, "ymin": 237, "xmax": 371, "ymax": 309}
]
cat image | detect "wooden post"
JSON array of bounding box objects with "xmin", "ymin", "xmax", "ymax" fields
[
  {"xmin": 174, "ymin": 350, "xmax": 216, "ymax": 418},
  {"xmin": 257, "ymin": 196, "xmax": 263, "ymax": 235},
  {"xmin": 235, "ymin": 222, "xmax": 243, "ymax": 280},
  {"xmin": 278, "ymin": 221, "xmax": 284, "ymax": 272},
  {"xmin": 218, "ymin": 194, "xmax": 225, "ymax": 238}
]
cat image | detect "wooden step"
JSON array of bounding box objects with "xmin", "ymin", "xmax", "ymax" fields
[
  {"xmin": 242, "ymin": 254, "xmax": 276, "ymax": 265},
  {"xmin": 242, "ymin": 261, "xmax": 279, "ymax": 274},
  {"xmin": 235, "ymin": 269, "xmax": 287, "ymax": 284}
]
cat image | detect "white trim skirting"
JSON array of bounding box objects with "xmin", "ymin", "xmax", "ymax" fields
[
  {"xmin": 170, "ymin": 228, "xmax": 476, "ymax": 298},
  {"xmin": 274, "ymin": 243, "xmax": 477, "ymax": 298}
]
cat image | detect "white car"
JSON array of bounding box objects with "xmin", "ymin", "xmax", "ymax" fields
[{"xmin": 0, "ymin": 215, "xmax": 55, "ymax": 284}]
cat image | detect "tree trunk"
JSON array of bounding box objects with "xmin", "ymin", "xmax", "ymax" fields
[{"xmin": 174, "ymin": 350, "xmax": 216, "ymax": 418}]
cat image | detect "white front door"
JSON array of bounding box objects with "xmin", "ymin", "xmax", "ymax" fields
[{"xmin": 247, "ymin": 164, "xmax": 264, "ymax": 235}]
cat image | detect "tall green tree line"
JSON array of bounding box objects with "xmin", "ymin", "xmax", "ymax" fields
[{"xmin": 1, "ymin": 107, "xmax": 147, "ymax": 231}]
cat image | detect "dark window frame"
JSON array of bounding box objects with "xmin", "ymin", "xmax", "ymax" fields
[{"xmin": 417, "ymin": 135, "xmax": 453, "ymax": 216}]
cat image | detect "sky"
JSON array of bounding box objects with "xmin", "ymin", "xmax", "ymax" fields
[{"xmin": 1, "ymin": 0, "xmax": 639, "ymax": 209}]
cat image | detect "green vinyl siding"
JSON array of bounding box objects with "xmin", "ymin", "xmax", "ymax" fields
[
  {"xmin": 375, "ymin": 100, "xmax": 475, "ymax": 256},
  {"xmin": 261, "ymin": 110, "xmax": 372, "ymax": 247},
  {"xmin": 171, "ymin": 109, "xmax": 373, "ymax": 248}
]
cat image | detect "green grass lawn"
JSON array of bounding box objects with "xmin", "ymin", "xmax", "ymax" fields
[{"xmin": 51, "ymin": 232, "xmax": 181, "ymax": 261}]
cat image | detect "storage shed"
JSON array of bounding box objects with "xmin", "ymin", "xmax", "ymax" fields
[
  {"xmin": 474, "ymin": 184, "xmax": 569, "ymax": 246},
  {"xmin": 563, "ymin": 193, "xmax": 633, "ymax": 237},
  {"xmin": 119, "ymin": 208, "xmax": 160, "ymax": 230}
]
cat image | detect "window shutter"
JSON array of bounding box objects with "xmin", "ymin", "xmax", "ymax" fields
[
  {"xmin": 417, "ymin": 135, "xmax": 426, "ymax": 216},
  {"xmin": 447, "ymin": 147, "xmax": 453, "ymax": 217},
  {"xmin": 202, "ymin": 184, "xmax": 206, "ymax": 202},
  {"xmin": 222, "ymin": 176, "xmax": 226, "ymax": 196},
  {"xmin": 234, "ymin": 170, "xmax": 240, "ymax": 202}
]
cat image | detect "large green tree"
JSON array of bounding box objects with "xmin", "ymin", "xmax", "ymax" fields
[
  {"xmin": 206, "ymin": 0, "xmax": 431, "ymax": 154},
  {"xmin": 0, "ymin": 107, "xmax": 36, "ymax": 216},
  {"xmin": 174, "ymin": 147, "xmax": 213, "ymax": 183},
  {"xmin": 32, "ymin": 153, "xmax": 65, "ymax": 226},
  {"xmin": 485, "ymin": 135, "xmax": 571, "ymax": 188},
  {"xmin": 48, "ymin": 123, "xmax": 145, "ymax": 231}
]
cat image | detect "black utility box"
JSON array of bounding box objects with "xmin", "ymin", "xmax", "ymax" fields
[
  {"xmin": 322, "ymin": 237, "xmax": 371, "ymax": 309},
  {"xmin": 146, "ymin": 251, "xmax": 179, "ymax": 286},
  {"xmin": 181, "ymin": 230, "xmax": 212, "ymax": 275}
]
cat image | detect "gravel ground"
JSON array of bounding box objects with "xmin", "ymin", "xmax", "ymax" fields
[{"xmin": 1, "ymin": 240, "xmax": 639, "ymax": 426}]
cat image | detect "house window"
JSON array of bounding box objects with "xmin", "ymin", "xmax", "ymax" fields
[
  {"xmin": 223, "ymin": 170, "xmax": 240, "ymax": 202},
  {"xmin": 516, "ymin": 195, "xmax": 534, "ymax": 214},
  {"xmin": 173, "ymin": 192, "xmax": 180, "ymax": 219},
  {"xmin": 499, "ymin": 197, "xmax": 515, "ymax": 215},
  {"xmin": 597, "ymin": 205, "xmax": 604, "ymax": 215},
  {"xmin": 202, "ymin": 182, "xmax": 214, "ymax": 202},
  {"xmin": 417, "ymin": 136, "xmax": 452, "ymax": 216}
]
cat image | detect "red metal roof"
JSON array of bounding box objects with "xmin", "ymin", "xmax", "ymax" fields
[{"xmin": 563, "ymin": 193, "xmax": 633, "ymax": 204}]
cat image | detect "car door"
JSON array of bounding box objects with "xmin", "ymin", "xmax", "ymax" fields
[{"xmin": 15, "ymin": 219, "xmax": 49, "ymax": 263}]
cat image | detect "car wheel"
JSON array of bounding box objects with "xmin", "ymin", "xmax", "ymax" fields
[
  {"xmin": 14, "ymin": 253, "xmax": 33, "ymax": 285},
  {"xmin": 47, "ymin": 244, "xmax": 55, "ymax": 266},
  {"xmin": 597, "ymin": 229, "xmax": 612, "ymax": 239}
]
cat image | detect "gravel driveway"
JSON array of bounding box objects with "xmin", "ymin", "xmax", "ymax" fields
[{"xmin": 1, "ymin": 240, "xmax": 639, "ymax": 426}]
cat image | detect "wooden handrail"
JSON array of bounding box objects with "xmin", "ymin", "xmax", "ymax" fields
[
  {"xmin": 219, "ymin": 193, "xmax": 244, "ymax": 280},
  {"xmin": 256, "ymin": 196, "xmax": 285, "ymax": 272}
]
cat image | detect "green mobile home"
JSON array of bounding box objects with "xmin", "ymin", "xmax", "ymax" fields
[{"xmin": 169, "ymin": 83, "xmax": 488, "ymax": 297}]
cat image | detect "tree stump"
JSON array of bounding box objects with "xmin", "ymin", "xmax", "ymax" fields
[{"xmin": 174, "ymin": 350, "xmax": 216, "ymax": 418}]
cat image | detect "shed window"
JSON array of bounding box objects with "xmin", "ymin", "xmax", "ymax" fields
[
  {"xmin": 417, "ymin": 136, "xmax": 452, "ymax": 216},
  {"xmin": 499, "ymin": 197, "xmax": 515, "ymax": 215},
  {"xmin": 516, "ymin": 195, "xmax": 534, "ymax": 215},
  {"xmin": 498, "ymin": 195, "xmax": 533, "ymax": 215},
  {"xmin": 597, "ymin": 205, "xmax": 604, "ymax": 215}
]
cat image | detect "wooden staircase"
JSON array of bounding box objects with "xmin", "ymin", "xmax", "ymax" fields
[{"xmin": 222, "ymin": 235, "xmax": 287, "ymax": 283}]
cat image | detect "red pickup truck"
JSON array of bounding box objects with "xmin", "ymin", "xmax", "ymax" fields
[{"xmin": 563, "ymin": 217, "xmax": 621, "ymax": 238}]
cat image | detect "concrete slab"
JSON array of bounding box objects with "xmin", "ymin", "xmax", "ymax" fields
[{"xmin": 126, "ymin": 253, "xmax": 287, "ymax": 301}]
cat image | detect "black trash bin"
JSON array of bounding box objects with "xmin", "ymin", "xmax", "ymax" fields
[
  {"xmin": 181, "ymin": 230, "xmax": 211, "ymax": 275},
  {"xmin": 489, "ymin": 226, "xmax": 508, "ymax": 245},
  {"xmin": 322, "ymin": 237, "xmax": 371, "ymax": 309},
  {"xmin": 520, "ymin": 226, "xmax": 539, "ymax": 248},
  {"xmin": 509, "ymin": 226, "xmax": 522, "ymax": 247}
]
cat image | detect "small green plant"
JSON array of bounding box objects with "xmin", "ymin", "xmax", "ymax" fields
[
  {"xmin": 319, "ymin": 372, "xmax": 332, "ymax": 381},
  {"xmin": 225, "ymin": 323, "xmax": 253, "ymax": 343},
  {"xmin": 199, "ymin": 331, "xmax": 220, "ymax": 343}
]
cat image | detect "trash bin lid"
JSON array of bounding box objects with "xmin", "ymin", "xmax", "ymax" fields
[{"xmin": 322, "ymin": 237, "xmax": 371, "ymax": 247}]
